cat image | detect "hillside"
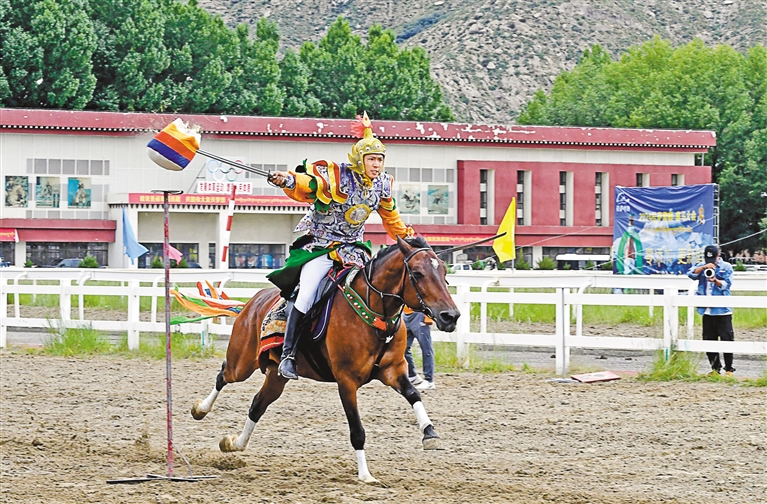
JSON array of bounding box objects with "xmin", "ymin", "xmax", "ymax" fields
[{"xmin": 196, "ymin": 0, "xmax": 767, "ymax": 124}]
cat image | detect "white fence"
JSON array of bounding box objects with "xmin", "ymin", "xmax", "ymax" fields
[{"xmin": 2, "ymin": 268, "xmax": 765, "ymax": 375}]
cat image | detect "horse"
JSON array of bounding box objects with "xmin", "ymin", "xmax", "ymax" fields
[{"xmin": 190, "ymin": 235, "xmax": 460, "ymax": 483}]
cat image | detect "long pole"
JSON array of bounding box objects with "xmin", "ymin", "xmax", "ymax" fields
[
  {"xmin": 163, "ymin": 191, "xmax": 174, "ymax": 476},
  {"xmin": 153, "ymin": 189, "xmax": 183, "ymax": 476}
]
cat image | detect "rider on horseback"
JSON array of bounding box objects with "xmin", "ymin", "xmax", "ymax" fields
[{"xmin": 267, "ymin": 112, "xmax": 415, "ymax": 380}]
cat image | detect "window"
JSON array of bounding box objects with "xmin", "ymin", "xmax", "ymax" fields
[
  {"xmin": 559, "ymin": 171, "xmax": 569, "ymax": 226},
  {"xmin": 595, "ymin": 172, "xmax": 603, "ymax": 226},
  {"xmin": 139, "ymin": 243, "xmax": 198, "ymax": 268},
  {"xmin": 26, "ymin": 242, "xmax": 109, "ymax": 267},
  {"xmin": 229, "ymin": 243, "xmax": 286, "ymax": 269},
  {"xmin": 0, "ymin": 242, "xmax": 15, "ymax": 266},
  {"xmin": 671, "ymin": 174, "xmax": 684, "ymax": 186}
]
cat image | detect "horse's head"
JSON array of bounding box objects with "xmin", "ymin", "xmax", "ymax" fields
[{"xmin": 396, "ymin": 236, "xmax": 460, "ymax": 332}]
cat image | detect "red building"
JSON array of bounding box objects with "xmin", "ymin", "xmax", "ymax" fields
[{"xmin": 0, "ymin": 109, "xmax": 715, "ymax": 268}]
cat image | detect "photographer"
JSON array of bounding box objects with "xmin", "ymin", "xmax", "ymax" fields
[{"xmin": 687, "ymin": 245, "xmax": 735, "ymax": 376}]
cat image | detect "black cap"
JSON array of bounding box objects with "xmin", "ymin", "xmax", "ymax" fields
[{"xmin": 704, "ymin": 245, "xmax": 719, "ymax": 262}]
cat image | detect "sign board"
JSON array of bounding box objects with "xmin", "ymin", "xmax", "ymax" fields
[
  {"xmin": 197, "ymin": 181, "xmax": 252, "ymax": 195},
  {"xmin": 612, "ymin": 184, "xmax": 715, "ymax": 275}
]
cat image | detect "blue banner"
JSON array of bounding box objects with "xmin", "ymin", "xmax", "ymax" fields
[{"xmin": 612, "ymin": 184, "xmax": 715, "ymax": 275}]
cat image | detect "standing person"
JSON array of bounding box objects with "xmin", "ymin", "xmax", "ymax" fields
[
  {"xmin": 687, "ymin": 244, "xmax": 735, "ymax": 376},
  {"xmin": 403, "ymin": 306, "xmax": 436, "ymax": 390},
  {"xmin": 266, "ymin": 112, "xmax": 415, "ymax": 380}
]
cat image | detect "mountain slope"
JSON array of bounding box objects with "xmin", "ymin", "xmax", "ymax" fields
[{"xmin": 196, "ymin": 0, "xmax": 767, "ymax": 124}]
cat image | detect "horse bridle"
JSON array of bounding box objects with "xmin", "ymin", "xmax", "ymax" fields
[{"xmin": 362, "ymin": 246, "xmax": 436, "ymax": 321}]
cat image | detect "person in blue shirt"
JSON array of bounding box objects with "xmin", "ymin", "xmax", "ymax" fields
[{"xmin": 687, "ymin": 245, "xmax": 735, "ymax": 375}]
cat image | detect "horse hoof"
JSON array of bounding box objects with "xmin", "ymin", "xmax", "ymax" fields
[
  {"xmin": 359, "ymin": 474, "xmax": 380, "ymax": 484},
  {"xmin": 422, "ymin": 435, "xmax": 442, "ymax": 450},
  {"xmin": 191, "ymin": 399, "xmax": 208, "ymax": 421},
  {"xmin": 219, "ymin": 435, "xmax": 243, "ymax": 452}
]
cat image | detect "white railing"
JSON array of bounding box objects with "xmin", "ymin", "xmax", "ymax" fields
[{"xmin": 2, "ymin": 268, "xmax": 765, "ymax": 375}]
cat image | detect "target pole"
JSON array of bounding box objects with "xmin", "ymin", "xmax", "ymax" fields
[{"xmin": 152, "ymin": 189, "xmax": 183, "ymax": 477}]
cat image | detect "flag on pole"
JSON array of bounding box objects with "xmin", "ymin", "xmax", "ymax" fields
[
  {"xmin": 168, "ymin": 244, "xmax": 183, "ymax": 262},
  {"xmin": 492, "ymin": 197, "xmax": 516, "ymax": 262},
  {"xmin": 122, "ymin": 207, "xmax": 148, "ymax": 265}
]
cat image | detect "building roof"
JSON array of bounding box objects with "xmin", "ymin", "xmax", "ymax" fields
[{"xmin": 0, "ymin": 108, "xmax": 716, "ymax": 150}]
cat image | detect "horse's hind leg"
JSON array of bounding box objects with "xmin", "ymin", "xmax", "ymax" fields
[
  {"xmin": 191, "ymin": 360, "xmax": 228, "ymax": 420},
  {"xmin": 219, "ymin": 365, "xmax": 288, "ymax": 452},
  {"xmin": 336, "ymin": 377, "xmax": 379, "ymax": 484}
]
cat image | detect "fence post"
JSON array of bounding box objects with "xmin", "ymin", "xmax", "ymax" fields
[
  {"xmin": 151, "ymin": 275, "xmax": 163, "ymax": 324},
  {"xmin": 555, "ymin": 287, "xmax": 569, "ymax": 377},
  {"xmin": 60, "ymin": 278, "xmax": 72, "ymax": 323},
  {"xmin": 127, "ymin": 279, "xmax": 140, "ymax": 350},
  {"xmin": 575, "ymin": 279, "xmax": 592, "ymax": 337},
  {"xmin": 0, "ymin": 276, "xmax": 7, "ymax": 348},
  {"xmin": 480, "ymin": 279, "xmax": 497, "ymax": 335},
  {"xmin": 456, "ymin": 284, "xmax": 471, "ymax": 368},
  {"xmin": 663, "ymin": 287, "xmax": 679, "ymax": 360},
  {"xmin": 687, "ymin": 288, "xmax": 695, "ymax": 339},
  {"xmin": 77, "ymin": 272, "xmax": 92, "ymax": 321}
]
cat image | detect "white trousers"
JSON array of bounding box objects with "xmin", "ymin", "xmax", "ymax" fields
[{"xmin": 294, "ymin": 254, "xmax": 335, "ymax": 313}]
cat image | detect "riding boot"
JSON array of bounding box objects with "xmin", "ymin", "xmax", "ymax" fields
[{"xmin": 278, "ymin": 307, "xmax": 306, "ymax": 380}]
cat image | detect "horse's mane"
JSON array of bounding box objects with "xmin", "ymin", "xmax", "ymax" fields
[{"xmin": 374, "ymin": 235, "xmax": 431, "ymax": 261}]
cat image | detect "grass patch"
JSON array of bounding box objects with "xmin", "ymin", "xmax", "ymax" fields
[
  {"xmin": 113, "ymin": 332, "xmax": 219, "ymax": 360},
  {"xmin": 741, "ymin": 368, "xmax": 767, "ymax": 387},
  {"xmin": 43, "ymin": 324, "xmax": 111, "ymax": 356},
  {"xmin": 637, "ymin": 350, "xmax": 702, "ymax": 381}
]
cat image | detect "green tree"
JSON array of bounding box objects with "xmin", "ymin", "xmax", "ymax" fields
[
  {"xmin": 0, "ymin": 0, "xmax": 11, "ymax": 102},
  {"xmin": 363, "ymin": 25, "xmax": 453, "ymax": 121},
  {"xmin": 298, "ymin": 17, "xmax": 453, "ymax": 121},
  {"xmin": 156, "ymin": 0, "xmax": 238, "ymax": 113},
  {"xmin": 2, "ymin": 0, "xmax": 97, "ymax": 109},
  {"xmin": 300, "ymin": 17, "xmax": 367, "ymax": 118},
  {"xmin": 519, "ymin": 37, "xmax": 767, "ymax": 251},
  {"xmin": 279, "ymin": 47, "xmax": 321, "ymax": 117},
  {"xmin": 89, "ymin": 0, "xmax": 170, "ymax": 111},
  {"xmin": 219, "ymin": 18, "xmax": 284, "ymax": 116}
]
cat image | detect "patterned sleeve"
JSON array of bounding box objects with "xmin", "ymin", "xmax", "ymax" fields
[
  {"xmin": 377, "ymin": 174, "xmax": 414, "ymax": 239},
  {"xmin": 282, "ymin": 172, "xmax": 316, "ymax": 203}
]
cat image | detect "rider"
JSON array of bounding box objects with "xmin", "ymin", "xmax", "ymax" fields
[{"xmin": 267, "ymin": 112, "xmax": 415, "ymax": 380}]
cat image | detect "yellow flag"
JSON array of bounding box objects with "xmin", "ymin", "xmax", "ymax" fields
[{"xmin": 492, "ymin": 197, "xmax": 516, "ymax": 262}]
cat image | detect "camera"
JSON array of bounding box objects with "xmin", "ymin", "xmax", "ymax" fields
[{"xmin": 704, "ymin": 268, "xmax": 715, "ymax": 279}]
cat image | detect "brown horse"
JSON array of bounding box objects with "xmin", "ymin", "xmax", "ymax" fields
[{"xmin": 190, "ymin": 236, "xmax": 460, "ymax": 483}]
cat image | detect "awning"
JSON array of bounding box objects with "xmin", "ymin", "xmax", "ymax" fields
[
  {"xmin": 0, "ymin": 228, "xmax": 19, "ymax": 242},
  {"xmin": 18, "ymin": 229, "xmax": 114, "ymax": 242}
]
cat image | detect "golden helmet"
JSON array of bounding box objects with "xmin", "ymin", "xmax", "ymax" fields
[{"xmin": 348, "ymin": 111, "xmax": 386, "ymax": 180}]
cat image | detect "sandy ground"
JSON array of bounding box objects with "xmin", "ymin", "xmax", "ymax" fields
[{"xmin": 1, "ymin": 351, "xmax": 765, "ymax": 504}]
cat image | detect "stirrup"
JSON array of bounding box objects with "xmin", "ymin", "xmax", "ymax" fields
[{"xmin": 278, "ymin": 356, "xmax": 298, "ymax": 380}]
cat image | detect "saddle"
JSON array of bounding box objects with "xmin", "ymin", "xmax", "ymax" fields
[{"xmin": 258, "ymin": 267, "xmax": 353, "ymax": 372}]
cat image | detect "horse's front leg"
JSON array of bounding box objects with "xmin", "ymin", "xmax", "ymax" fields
[
  {"xmin": 219, "ymin": 365, "xmax": 288, "ymax": 452},
  {"xmin": 381, "ymin": 366, "xmax": 442, "ymax": 450},
  {"xmin": 336, "ymin": 377, "xmax": 378, "ymax": 484}
]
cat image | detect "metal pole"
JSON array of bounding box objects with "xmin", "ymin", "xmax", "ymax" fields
[
  {"xmin": 163, "ymin": 190, "xmax": 174, "ymax": 477},
  {"xmin": 153, "ymin": 189, "xmax": 183, "ymax": 477}
]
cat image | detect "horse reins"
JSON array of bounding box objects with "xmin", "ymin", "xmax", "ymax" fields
[{"xmin": 361, "ymin": 246, "xmax": 436, "ymax": 329}]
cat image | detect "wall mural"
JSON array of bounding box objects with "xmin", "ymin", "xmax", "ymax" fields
[
  {"xmin": 397, "ymin": 184, "xmax": 421, "ymax": 214},
  {"xmin": 68, "ymin": 177, "xmax": 91, "ymax": 208},
  {"xmin": 36, "ymin": 176, "xmax": 61, "ymax": 208},
  {"xmin": 5, "ymin": 176, "xmax": 28, "ymax": 207},
  {"xmin": 427, "ymin": 185, "xmax": 448, "ymax": 215}
]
